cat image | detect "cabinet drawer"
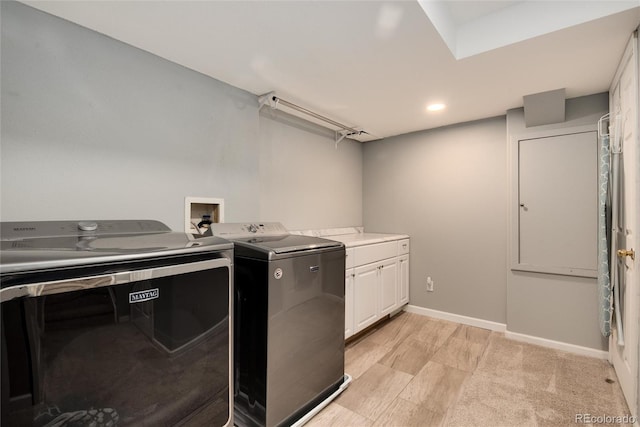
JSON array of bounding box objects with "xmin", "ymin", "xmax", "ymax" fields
[
  {"xmin": 398, "ymin": 239, "xmax": 410, "ymax": 255},
  {"xmin": 345, "ymin": 248, "xmax": 355, "ymax": 269},
  {"xmin": 354, "ymin": 241, "xmax": 396, "ymax": 266}
]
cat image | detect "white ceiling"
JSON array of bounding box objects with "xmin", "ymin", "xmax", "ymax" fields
[{"xmin": 23, "ymin": 1, "xmax": 640, "ymax": 142}]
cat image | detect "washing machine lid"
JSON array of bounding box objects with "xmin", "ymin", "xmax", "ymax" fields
[
  {"xmin": 0, "ymin": 220, "xmax": 233, "ymax": 274},
  {"xmin": 232, "ymin": 234, "xmax": 341, "ymax": 255}
]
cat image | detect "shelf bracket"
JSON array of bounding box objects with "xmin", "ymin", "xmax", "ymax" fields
[
  {"xmin": 335, "ymin": 130, "xmax": 349, "ymax": 148},
  {"xmin": 258, "ymin": 91, "xmax": 276, "ymax": 110}
]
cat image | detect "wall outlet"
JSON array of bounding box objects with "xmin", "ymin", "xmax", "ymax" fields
[{"xmin": 426, "ymin": 276, "xmax": 434, "ymax": 292}]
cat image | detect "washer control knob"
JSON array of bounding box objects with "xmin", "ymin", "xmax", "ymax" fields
[
  {"xmin": 248, "ymin": 224, "xmax": 258, "ymax": 233},
  {"xmin": 78, "ymin": 221, "xmax": 98, "ymax": 231}
]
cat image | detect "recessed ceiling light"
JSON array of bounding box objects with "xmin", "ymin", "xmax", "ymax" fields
[{"xmin": 427, "ymin": 103, "xmax": 446, "ymax": 112}]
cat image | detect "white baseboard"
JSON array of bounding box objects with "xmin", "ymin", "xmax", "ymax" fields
[
  {"xmin": 404, "ymin": 305, "xmax": 608, "ymax": 359},
  {"xmin": 405, "ymin": 305, "xmax": 507, "ymax": 332},
  {"xmin": 504, "ymin": 331, "xmax": 608, "ymax": 359}
]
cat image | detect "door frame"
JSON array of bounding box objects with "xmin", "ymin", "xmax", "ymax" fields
[
  {"xmin": 607, "ymin": 31, "xmax": 639, "ymax": 419},
  {"xmin": 509, "ymin": 124, "xmax": 598, "ymax": 278}
]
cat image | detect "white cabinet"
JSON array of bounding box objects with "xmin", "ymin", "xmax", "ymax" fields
[
  {"xmin": 354, "ymin": 241, "xmax": 396, "ymax": 266},
  {"xmin": 398, "ymin": 254, "xmax": 409, "ymax": 306},
  {"xmin": 345, "ymin": 269, "xmax": 354, "ymax": 338},
  {"xmin": 346, "ymin": 248, "xmax": 355, "ymax": 269},
  {"xmin": 398, "ymin": 239, "xmax": 410, "ymax": 255},
  {"xmin": 353, "ymin": 263, "xmax": 380, "ymax": 330},
  {"xmin": 343, "ymin": 237, "xmax": 410, "ymax": 339},
  {"xmin": 379, "ymin": 259, "xmax": 398, "ymax": 316}
]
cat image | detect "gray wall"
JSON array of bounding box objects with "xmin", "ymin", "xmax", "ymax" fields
[
  {"xmin": 363, "ymin": 117, "xmax": 508, "ymax": 324},
  {"xmin": 259, "ymin": 109, "xmax": 362, "ymax": 230},
  {"xmin": 0, "ymin": 1, "xmax": 363, "ymax": 231},
  {"xmin": 507, "ymin": 93, "xmax": 609, "ymax": 350},
  {"xmin": 363, "ymin": 94, "xmax": 608, "ymax": 350}
]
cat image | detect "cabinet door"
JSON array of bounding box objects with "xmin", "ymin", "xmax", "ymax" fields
[
  {"xmin": 398, "ymin": 255, "xmax": 409, "ymax": 305},
  {"xmin": 379, "ymin": 259, "xmax": 398, "ymax": 316},
  {"xmin": 345, "ymin": 268, "xmax": 355, "ymax": 339},
  {"xmin": 354, "ymin": 263, "xmax": 379, "ymax": 332}
]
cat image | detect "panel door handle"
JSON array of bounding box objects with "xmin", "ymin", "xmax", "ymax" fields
[{"xmin": 617, "ymin": 249, "xmax": 635, "ymax": 261}]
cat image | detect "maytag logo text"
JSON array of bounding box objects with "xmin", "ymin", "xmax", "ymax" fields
[{"xmin": 129, "ymin": 288, "xmax": 159, "ymax": 304}]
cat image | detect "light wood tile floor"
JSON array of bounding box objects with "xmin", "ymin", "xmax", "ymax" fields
[{"xmin": 306, "ymin": 312, "xmax": 631, "ymax": 427}]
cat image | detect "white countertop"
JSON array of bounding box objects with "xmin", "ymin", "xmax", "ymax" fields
[
  {"xmin": 289, "ymin": 227, "xmax": 408, "ymax": 248},
  {"xmin": 323, "ymin": 232, "xmax": 409, "ymax": 248}
]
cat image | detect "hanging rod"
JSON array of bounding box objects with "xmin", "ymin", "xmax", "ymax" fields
[{"xmin": 258, "ymin": 92, "xmax": 366, "ymax": 145}]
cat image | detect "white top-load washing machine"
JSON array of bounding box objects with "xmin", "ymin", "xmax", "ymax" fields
[{"xmin": 208, "ymin": 222, "xmax": 350, "ymax": 427}]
